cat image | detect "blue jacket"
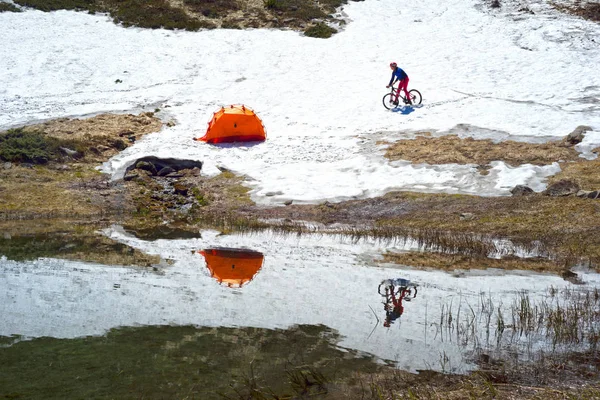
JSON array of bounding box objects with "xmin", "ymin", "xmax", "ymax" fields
[{"xmin": 388, "ymin": 67, "xmax": 408, "ymax": 86}]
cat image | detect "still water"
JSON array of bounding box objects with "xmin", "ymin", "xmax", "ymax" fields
[{"xmin": 3, "ymin": 226, "xmax": 599, "ymax": 374}]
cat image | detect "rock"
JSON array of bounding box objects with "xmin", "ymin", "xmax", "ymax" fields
[
  {"xmin": 284, "ymin": 200, "xmax": 293, "ymax": 206},
  {"xmin": 3, "ymin": 162, "xmax": 12, "ymax": 170},
  {"xmin": 510, "ymin": 185, "xmax": 534, "ymax": 196},
  {"xmin": 157, "ymin": 167, "xmax": 176, "ymax": 177},
  {"xmin": 580, "ymin": 190, "xmax": 600, "ymax": 199},
  {"xmin": 118, "ymin": 130, "xmax": 135, "ymax": 137},
  {"xmin": 123, "ymin": 172, "xmax": 138, "ymax": 181},
  {"xmin": 126, "ymin": 157, "xmax": 203, "ymax": 177},
  {"xmin": 576, "ymin": 190, "xmax": 599, "ymax": 199},
  {"xmin": 564, "ymin": 125, "xmax": 592, "ymax": 145},
  {"xmin": 543, "ymin": 180, "xmax": 580, "ymax": 197},
  {"xmin": 60, "ymin": 147, "xmax": 80, "ymax": 157},
  {"xmin": 460, "ymin": 212, "xmax": 475, "ymax": 221},
  {"xmin": 265, "ymin": 191, "xmax": 283, "ymax": 196},
  {"xmin": 577, "ymin": 190, "xmax": 592, "ymax": 198},
  {"xmin": 135, "ymin": 161, "xmax": 158, "ymax": 175},
  {"xmin": 173, "ymin": 183, "xmax": 189, "ymax": 196}
]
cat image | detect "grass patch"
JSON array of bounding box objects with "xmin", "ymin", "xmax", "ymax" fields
[
  {"xmin": 184, "ymin": 0, "xmax": 239, "ymax": 19},
  {"xmin": 14, "ymin": 0, "xmax": 97, "ymax": 12},
  {"xmin": 0, "ymin": 324, "xmax": 379, "ymax": 399},
  {"xmin": 0, "ymin": 128, "xmax": 85, "ymax": 164},
  {"xmin": 382, "ymin": 134, "xmax": 581, "ymax": 167},
  {"xmin": 304, "ymin": 22, "xmax": 337, "ymax": 38},
  {"xmin": 0, "ymin": 2, "xmax": 21, "ymax": 12},
  {"xmin": 13, "ymin": 0, "xmax": 346, "ymax": 35},
  {"xmin": 383, "ymin": 251, "xmax": 561, "ymax": 273},
  {"xmin": 0, "ymin": 225, "xmax": 159, "ymax": 266},
  {"xmin": 106, "ymin": 0, "xmax": 204, "ymax": 30},
  {"xmin": 549, "ymin": 158, "xmax": 600, "ymax": 191}
]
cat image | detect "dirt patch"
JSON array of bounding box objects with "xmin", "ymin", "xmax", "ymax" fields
[
  {"xmin": 382, "ymin": 134, "xmax": 581, "ymax": 169},
  {"xmin": 554, "ymin": 1, "xmax": 600, "ymax": 22}
]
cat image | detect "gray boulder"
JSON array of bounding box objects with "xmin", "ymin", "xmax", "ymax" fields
[
  {"xmin": 543, "ymin": 180, "xmax": 580, "ymax": 197},
  {"xmin": 564, "ymin": 125, "xmax": 592, "ymax": 146},
  {"xmin": 510, "ymin": 185, "xmax": 534, "ymax": 196}
]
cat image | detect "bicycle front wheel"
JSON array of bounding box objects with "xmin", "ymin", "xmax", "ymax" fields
[
  {"xmin": 408, "ymin": 89, "xmax": 422, "ymax": 105},
  {"xmin": 382, "ymin": 93, "xmax": 396, "ymax": 110}
]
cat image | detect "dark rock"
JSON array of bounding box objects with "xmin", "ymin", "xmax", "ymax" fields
[
  {"xmin": 284, "ymin": 200, "xmax": 293, "ymax": 206},
  {"xmin": 126, "ymin": 157, "xmax": 203, "ymax": 177},
  {"xmin": 543, "ymin": 180, "xmax": 580, "ymax": 197},
  {"xmin": 118, "ymin": 130, "xmax": 135, "ymax": 137},
  {"xmin": 173, "ymin": 183, "xmax": 189, "ymax": 196},
  {"xmin": 510, "ymin": 185, "xmax": 534, "ymax": 196},
  {"xmin": 135, "ymin": 161, "xmax": 157, "ymax": 175},
  {"xmin": 585, "ymin": 190, "xmax": 600, "ymax": 199},
  {"xmin": 123, "ymin": 173, "xmax": 138, "ymax": 181},
  {"xmin": 157, "ymin": 167, "xmax": 176, "ymax": 176}
]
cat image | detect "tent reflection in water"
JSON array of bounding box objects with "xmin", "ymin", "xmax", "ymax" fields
[{"xmin": 199, "ymin": 248, "xmax": 264, "ymax": 288}]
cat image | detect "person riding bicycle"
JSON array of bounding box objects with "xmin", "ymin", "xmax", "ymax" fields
[{"xmin": 386, "ymin": 62, "xmax": 411, "ymax": 105}]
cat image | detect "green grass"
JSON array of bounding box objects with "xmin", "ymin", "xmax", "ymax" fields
[
  {"xmin": 0, "ymin": 324, "xmax": 380, "ymax": 399},
  {"xmin": 108, "ymin": 0, "xmax": 204, "ymax": 30},
  {"xmin": 14, "ymin": 0, "xmax": 97, "ymax": 12},
  {"xmin": 184, "ymin": 0, "xmax": 239, "ymax": 19},
  {"xmin": 304, "ymin": 22, "xmax": 337, "ymax": 38},
  {"xmin": 0, "ymin": 2, "xmax": 21, "ymax": 12},
  {"xmin": 0, "ymin": 128, "xmax": 85, "ymax": 164}
]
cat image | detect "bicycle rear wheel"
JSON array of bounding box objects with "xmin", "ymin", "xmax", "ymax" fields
[
  {"xmin": 382, "ymin": 93, "xmax": 397, "ymax": 110},
  {"xmin": 408, "ymin": 89, "xmax": 422, "ymax": 105}
]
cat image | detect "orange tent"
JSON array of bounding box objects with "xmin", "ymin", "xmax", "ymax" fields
[
  {"xmin": 199, "ymin": 248, "xmax": 264, "ymax": 287},
  {"xmin": 195, "ymin": 105, "xmax": 266, "ymax": 144}
]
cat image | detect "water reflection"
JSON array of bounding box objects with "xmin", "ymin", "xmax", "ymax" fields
[
  {"xmin": 1, "ymin": 226, "xmax": 600, "ymax": 375},
  {"xmin": 198, "ymin": 247, "xmax": 264, "ymax": 288},
  {"xmin": 0, "ymin": 324, "xmax": 380, "ymax": 399},
  {"xmin": 378, "ymin": 278, "xmax": 418, "ymax": 327}
]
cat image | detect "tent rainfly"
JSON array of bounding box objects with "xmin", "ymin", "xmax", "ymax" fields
[
  {"xmin": 199, "ymin": 248, "xmax": 264, "ymax": 288},
  {"xmin": 195, "ymin": 104, "xmax": 266, "ymax": 144}
]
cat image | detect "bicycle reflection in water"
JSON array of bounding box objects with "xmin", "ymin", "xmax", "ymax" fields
[{"xmin": 378, "ymin": 278, "xmax": 418, "ymax": 327}]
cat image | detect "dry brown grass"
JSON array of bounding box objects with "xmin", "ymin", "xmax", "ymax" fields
[
  {"xmin": 0, "ymin": 113, "xmax": 162, "ymax": 219},
  {"xmin": 333, "ymin": 368, "xmax": 600, "ymax": 400},
  {"xmin": 549, "ymin": 158, "xmax": 600, "ymax": 190},
  {"xmin": 382, "ymin": 251, "xmax": 561, "ymax": 273},
  {"xmin": 382, "ymin": 134, "xmax": 580, "ymax": 168}
]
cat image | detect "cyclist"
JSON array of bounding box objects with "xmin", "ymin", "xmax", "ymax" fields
[{"xmin": 386, "ymin": 62, "xmax": 411, "ymax": 105}]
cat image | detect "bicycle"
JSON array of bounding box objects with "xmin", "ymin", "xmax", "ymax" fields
[{"xmin": 382, "ymin": 85, "xmax": 422, "ymax": 110}]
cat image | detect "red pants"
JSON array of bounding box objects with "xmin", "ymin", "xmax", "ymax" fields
[{"xmin": 396, "ymin": 77, "xmax": 410, "ymax": 100}]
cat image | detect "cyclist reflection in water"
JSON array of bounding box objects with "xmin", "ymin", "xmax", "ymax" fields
[{"xmin": 380, "ymin": 279, "xmax": 418, "ymax": 327}]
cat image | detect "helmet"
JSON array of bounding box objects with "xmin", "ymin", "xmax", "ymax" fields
[{"xmin": 390, "ymin": 62, "xmax": 397, "ymax": 68}]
